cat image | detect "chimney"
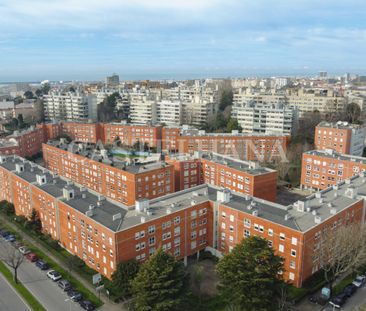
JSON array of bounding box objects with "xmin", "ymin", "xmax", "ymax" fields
[
  {"xmin": 36, "ymin": 174, "xmax": 47, "ymax": 186},
  {"xmin": 112, "ymin": 213, "xmax": 122, "ymax": 221},
  {"xmin": 136, "ymin": 199, "xmax": 149, "ymax": 213},
  {"xmin": 217, "ymin": 189, "xmax": 231, "ymax": 203},
  {"xmin": 15, "ymin": 163, "xmax": 25, "ymax": 173},
  {"xmin": 63, "ymin": 187, "xmax": 75, "ymax": 201}
]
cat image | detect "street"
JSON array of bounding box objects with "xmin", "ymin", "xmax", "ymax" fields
[
  {"xmin": 0, "ymin": 272, "xmax": 30, "ymax": 311},
  {"xmin": 321, "ymin": 285, "xmax": 366, "ymax": 311},
  {"xmin": 0, "ymin": 239, "xmax": 84, "ymax": 311}
]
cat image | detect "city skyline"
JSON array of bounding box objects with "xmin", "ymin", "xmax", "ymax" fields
[{"xmin": 1, "ymin": 0, "xmax": 366, "ymax": 82}]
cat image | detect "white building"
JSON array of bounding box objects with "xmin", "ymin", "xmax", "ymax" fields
[
  {"xmin": 156, "ymin": 100, "xmax": 182, "ymax": 126},
  {"xmin": 44, "ymin": 92, "xmax": 98, "ymax": 122},
  {"xmin": 232, "ymin": 101, "xmax": 297, "ymax": 135},
  {"xmin": 129, "ymin": 95, "xmax": 157, "ymax": 125}
]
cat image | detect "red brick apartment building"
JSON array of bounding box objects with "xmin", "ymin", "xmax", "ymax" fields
[
  {"xmin": 0, "ymin": 126, "xmax": 45, "ymax": 157},
  {"xmin": 175, "ymin": 132, "xmax": 289, "ymax": 161},
  {"xmin": 41, "ymin": 121, "xmax": 163, "ymax": 148},
  {"xmin": 0, "ymin": 154, "xmax": 364, "ymax": 287},
  {"xmin": 42, "ymin": 141, "xmax": 174, "ymax": 206},
  {"xmin": 301, "ymin": 149, "xmax": 366, "ymax": 190},
  {"xmin": 315, "ymin": 121, "xmax": 366, "ymax": 156},
  {"xmin": 166, "ymin": 152, "xmax": 277, "ymax": 202}
]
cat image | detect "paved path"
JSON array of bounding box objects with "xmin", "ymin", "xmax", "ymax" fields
[
  {"xmin": 0, "ymin": 218, "xmax": 124, "ymax": 311},
  {"xmin": 0, "ymin": 272, "xmax": 30, "ymax": 311}
]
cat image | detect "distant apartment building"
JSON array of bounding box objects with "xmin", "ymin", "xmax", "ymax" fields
[
  {"xmin": 314, "ymin": 121, "xmax": 366, "ymax": 156},
  {"xmin": 300, "ymin": 149, "xmax": 366, "ymax": 190},
  {"xmin": 232, "ymin": 101, "xmax": 297, "ymax": 135},
  {"xmin": 1, "ymin": 154, "xmax": 365, "ymax": 287},
  {"xmin": 156, "ymin": 100, "xmax": 182, "ymax": 126},
  {"xmin": 43, "ymin": 92, "xmax": 98, "ymax": 122},
  {"xmin": 105, "ymin": 74, "xmax": 120, "ymax": 87},
  {"xmin": 129, "ymin": 95, "xmax": 157, "ymax": 124},
  {"xmin": 166, "ymin": 152, "xmax": 277, "ymax": 202},
  {"xmin": 42, "ymin": 141, "xmax": 174, "ymax": 206}
]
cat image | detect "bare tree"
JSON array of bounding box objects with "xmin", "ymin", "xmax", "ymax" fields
[
  {"xmin": 315, "ymin": 223, "xmax": 366, "ymax": 293},
  {"xmin": 191, "ymin": 265, "xmax": 204, "ymax": 303},
  {"xmin": 0, "ymin": 246, "xmax": 24, "ymax": 283},
  {"xmin": 277, "ymin": 282, "xmax": 290, "ymax": 311}
]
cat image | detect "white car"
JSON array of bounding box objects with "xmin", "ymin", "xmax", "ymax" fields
[
  {"xmin": 352, "ymin": 275, "xmax": 366, "ymax": 288},
  {"xmin": 46, "ymin": 270, "xmax": 62, "ymax": 282},
  {"xmin": 18, "ymin": 246, "xmax": 31, "ymax": 255}
]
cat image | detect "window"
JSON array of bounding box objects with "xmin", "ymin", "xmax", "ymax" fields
[
  {"xmin": 290, "ymin": 261, "xmax": 296, "ymax": 269},
  {"xmin": 174, "ymin": 226, "xmax": 181, "ymax": 236},
  {"xmin": 149, "ymin": 236, "xmax": 155, "ymax": 246},
  {"xmin": 291, "ymin": 237, "xmax": 298, "ymax": 246},
  {"xmin": 268, "ymin": 229, "xmax": 273, "ymax": 236},
  {"xmin": 191, "ymin": 210, "xmax": 197, "ymax": 218},
  {"xmin": 229, "ymin": 215, "xmax": 234, "ymax": 222},
  {"xmin": 191, "ymin": 241, "xmax": 197, "ymax": 249},
  {"xmin": 221, "ymin": 212, "xmax": 226, "ymax": 218},
  {"xmin": 289, "ymin": 272, "xmax": 295, "ymax": 281},
  {"xmin": 259, "ymin": 225, "xmax": 264, "ymax": 233},
  {"xmin": 221, "ymin": 222, "xmax": 226, "ymax": 229},
  {"xmin": 244, "ymin": 218, "xmax": 251, "ymax": 228},
  {"xmin": 174, "ymin": 216, "xmax": 180, "ymax": 225},
  {"xmin": 291, "ymin": 249, "xmax": 297, "ymax": 257},
  {"xmin": 279, "ymin": 244, "xmax": 284, "ymax": 252},
  {"xmin": 191, "ymin": 231, "xmax": 197, "ymax": 239},
  {"xmin": 229, "ymin": 225, "xmax": 234, "ymax": 233},
  {"xmin": 254, "ymin": 224, "xmax": 259, "ymax": 231},
  {"xmin": 280, "ymin": 233, "xmax": 285, "ymax": 240},
  {"xmin": 244, "ymin": 230, "xmax": 250, "ymax": 238},
  {"xmin": 148, "ymin": 225, "xmax": 155, "ymax": 234}
]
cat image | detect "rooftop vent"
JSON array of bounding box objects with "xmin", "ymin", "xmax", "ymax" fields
[
  {"xmin": 315, "ymin": 192, "xmax": 322, "ymax": 199},
  {"xmin": 146, "ymin": 209, "xmax": 153, "ymax": 216},
  {"xmin": 140, "ymin": 216, "xmax": 146, "ymax": 223},
  {"xmin": 345, "ymin": 187, "xmax": 357, "ymax": 199},
  {"xmin": 15, "ymin": 163, "xmax": 24, "ymax": 173},
  {"xmin": 36, "ymin": 174, "xmax": 47, "ymax": 186},
  {"xmin": 312, "ymin": 210, "xmax": 317, "ymax": 216},
  {"xmin": 112, "ymin": 213, "xmax": 122, "ymax": 221},
  {"xmin": 85, "ymin": 210, "xmax": 94, "ymax": 217},
  {"xmin": 314, "ymin": 215, "xmax": 322, "ymax": 224},
  {"xmin": 252, "ymin": 210, "xmax": 258, "ymax": 217},
  {"xmin": 63, "ymin": 187, "xmax": 75, "ymax": 201},
  {"xmin": 166, "ymin": 207, "xmax": 172, "ymax": 214},
  {"xmin": 135, "ymin": 199, "xmax": 149, "ymax": 213},
  {"xmin": 284, "ymin": 214, "xmax": 292, "ymax": 221},
  {"xmin": 345, "ymin": 179, "xmax": 351, "ymax": 185},
  {"xmin": 192, "ymin": 191, "xmax": 199, "ymax": 197},
  {"xmin": 332, "ymin": 184, "xmax": 339, "ymax": 190},
  {"xmin": 217, "ymin": 189, "xmax": 231, "ymax": 203},
  {"xmin": 0, "ymin": 156, "xmax": 6, "ymax": 164},
  {"xmin": 330, "ymin": 208, "xmax": 337, "ymax": 215},
  {"xmin": 191, "ymin": 199, "xmax": 197, "ymax": 206},
  {"xmin": 89, "ymin": 204, "xmax": 95, "ymax": 210},
  {"xmin": 81, "ymin": 193, "xmax": 87, "ymax": 199}
]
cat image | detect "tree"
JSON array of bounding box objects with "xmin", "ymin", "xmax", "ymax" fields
[
  {"xmin": 35, "ymin": 89, "xmax": 43, "ymax": 98},
  {"xmin": 315, "ymin": 223, "xmax": 366, "ymax": 294},
  {"xmin": 41, "ymin": 83, "xmax": 51, "ymax": 95},
  {"xmin": 226, "ymin": 118, "xmax": 242, "ymax": 133},
  {"xmin": 65, "ymin": 254, "xmax": 85, "ymax": 273},
  {"xmin": 131, "ymin": 249, "xmax": 187, "ymax": 311},
  {"xmin": 34, "ymin": 99, "xmax": 45, "ymax": 122},
  {"xmin": 216, "ymin": 236, "xmax": 284, "ymax": 310},
  {"xmin": 218, "ymin": 80, "xmax": 233, "ymax": 111},
  {"xmin": 108, "ymin": 260, "xmax": 139, "ymax": 301},
  {"xmin": 18, "ymin": 114, "xmax": 25, "ymax": 128},
  {"xmin": 191, "ymin": 265, "xmax": 204, "ymax": 304},
  {"xmin": 346, "ymin": 103, "xmax": 361, "ymax": 124},
  {"xmin": 0, "ymin": 247, "xmax": 24, "ymax": 283},
  {"xmin": 23, "ymin": 90, "xmax": 34, "ymax": 99}
]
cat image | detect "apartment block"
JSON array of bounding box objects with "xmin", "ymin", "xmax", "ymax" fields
[
  {"xmin": 43, "ymin": 92, "xmax": 98, "ymax": 122},
  {"xmin": 162, "ymin": 127, "xmax": 181, "ymax": 152},
  {"xmin": 176, "ymin": 131, "xmax": 289, "ymax": 161},
  {"xmin": 315, "ymin": 121, "xmax": 366, "ymax": 156},
  {"xmin": 301, "ymin": 149, "xmax": 366, "ymax": 190},
  {"xmin": 42, "ymin": 141, "xmax": 174, "ymax": 206},
  {"xmin": 0, "ymin": 126, "xmax": 45, "ymax": 157},
  {"xmin": 1, "ymin": 154, "xmax": 365, "ymax": 287},
  {"xmin": 156, "ymin": 100, "xmax": 182, "ymax": 126},
  {"xmin": 232, "ymin": 101, "xmax": 297, "ymax": 135}
]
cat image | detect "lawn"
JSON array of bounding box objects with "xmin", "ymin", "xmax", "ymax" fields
[{"xmin": 0, "ymin": 261, "xmax": 46, "ymax": 311}]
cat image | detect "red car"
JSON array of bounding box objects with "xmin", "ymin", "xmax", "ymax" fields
[{"xmin": 26, "ymin": 252, "xmax": 38, "ymax": 262}]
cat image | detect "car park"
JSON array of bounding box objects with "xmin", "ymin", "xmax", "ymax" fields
[
  {"xmin": 46, "ymin": 270, "xmax": 62, "ymax": 282},
  {"xmin": 343, "ymin": 283, "xmax": 357, "ymax": 297},
  {"xmin": 18, "ymin": 246, "xmax": 31, "ymax": 255},
  {"xmin": 67, "ymin": 290, "xmax": 83, "ymax": 302},
  {"xmin": 35, "ymin": 260, "xmax": 50, "ymax": 270},
  {"xmin": 58, "ymin": 279, "xmax": 72, "ymax": 291},
  {"xmin": 79, "ymin": 300, "xmax": 96, "ymax": 311},
  {"xmin": 329, "ymin": 293, "xmax": 348, "ymax": 309},
  {"xmin": 352, "ymin": 275, "xmax": 366, "ymax": 288},
  {"xmin": 25, "ymin": 252, "xmax": 38, "ymax": 262},
  {"xmin": 4, "ymin": 234, "xmax": 16, "ymax": 242}
]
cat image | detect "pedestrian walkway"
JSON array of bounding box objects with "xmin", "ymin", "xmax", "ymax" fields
[{"xmin": 0, "ymin": 217, "xmax": 125, "ymax": 311}]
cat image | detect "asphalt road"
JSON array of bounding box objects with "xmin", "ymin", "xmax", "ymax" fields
[
  {"xmin": 0, "ymin": 239, "xmax": 85, "ymax": 311},
  {"xmin": 0, "ymin": 273, "xmax": 30, "ymax": 311},
  {"xmin": 322, "ymin": 283, "xmax": 366, "ymax": 311}
]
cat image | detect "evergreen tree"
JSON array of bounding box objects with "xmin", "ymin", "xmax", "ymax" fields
[
  {"xmin": 216, "ymin": 236, "xmax": 284, "ymax": 311},
  {"xmin": 131, "ymin": 249, "xmax": 187, "ymax": 311},
  {"xmin": 226, "ymin": 118, "xmax": 242, "ymax": 133}
]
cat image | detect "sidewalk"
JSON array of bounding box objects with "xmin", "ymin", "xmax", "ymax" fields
[{"xmin": 1, "ymin": 217, "xmax": 125, "ymax": 311}]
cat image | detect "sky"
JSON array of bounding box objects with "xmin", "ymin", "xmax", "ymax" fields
[{"xmin": 0, "ymin": 0, "xmax": 366, "ymax": 82}]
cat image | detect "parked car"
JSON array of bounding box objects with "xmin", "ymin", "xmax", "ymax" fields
[
  {"xmin": 343, "ymin": 283, "xmax": 357, "ymax": 297},
  {"xmin": 4, "ymin": 234, "xmax": 16, "ymax": 242},
  {"xmin": 25, "ymin": 252, "xmax": 38, "ymax": 262},
  {"xmin": 18, "ymin": 246, "xmax": 31, "ymax": 255},
  {"xmin": 79, "ymin": 300, "xmax": 96, "ymax": 311},
  {"xmin": 58, "ymin": 279, "xmax": 72, "ymax": 291},
  {"xmin": 67, "ymin": 290, "xmax": 83, "ymax": 302},
  {"xmin": 46, "ymin": 270, "xmax": 62, "ymax": 282},
  {"xmin": 352, "ymin": 275, "xmax": 366, "ymax": 288},
  {"xmin": 0, "ymin": 230, "xmax": 10, "ymax": 237},
  {"xmin": 329, "ymin": 293, "xmax": 348, "ymax": 309},
  {"xmin": 35, "ymin": 260, "xmax": 49, "ymax": 270}
]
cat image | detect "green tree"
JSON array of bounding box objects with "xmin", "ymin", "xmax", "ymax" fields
[
  {"xmin": 131, "ymin": 249, "xmax": 187, "ymax": 311},
  {"xmin": 24, "ymin": 90, "xmax": 34, "ymax": 99},
  {"xmin": 107, "ymin": 260, "xmax": 139, "ymax": 301},
  {"xmin": 226, "ymin": 118, "xmax": 242, "ymax": 133},
  {"xmin": 35, "ymin": 89, "xmax": 43, "ymax": 98},
  {"xmin": 18, "ymin": 114, "xmax": 25, "ymax": 128},
  {"xmin": 65, "ymin": 254, "xmax": 85, "ymax": 273},
  {"xmin": 216, "ymin": 236, "xmax": 284, "ymax": 311},
  {"xmin": 346, "ymin": 103, "xmax": 361, "ymax": 124},
  {"xmin": 41, "ymin": 83, "xmax": 51, "ymax": 95}
]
